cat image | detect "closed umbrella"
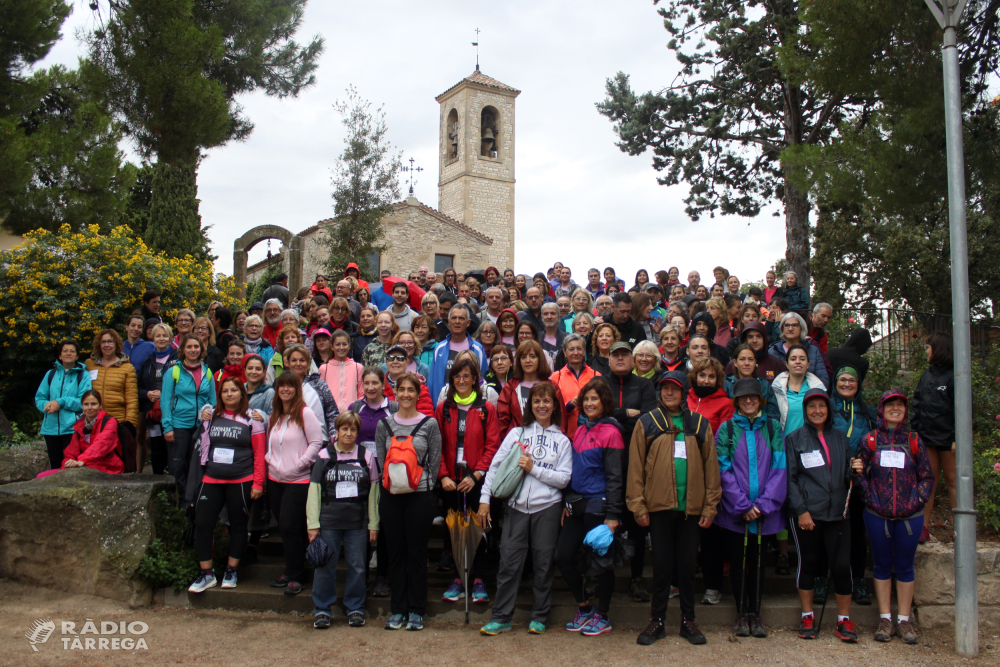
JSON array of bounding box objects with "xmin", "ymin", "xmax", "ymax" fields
[{"xmin": 445, "ymin": 507, "xmax": 487, "ymax": 624}]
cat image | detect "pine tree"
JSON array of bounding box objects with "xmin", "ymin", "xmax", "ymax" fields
[
  {"xmin": 145, "ymin": 161, "xmax": 211, "ymax": 260},
  {"xmin": 322, "ymin": 87, "xmax": 401, "ymax": 281}
]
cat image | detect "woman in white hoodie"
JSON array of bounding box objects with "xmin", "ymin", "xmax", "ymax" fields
[{"xmin": 477, "ymin": 382, "xmax": 572, "ymax": 636}]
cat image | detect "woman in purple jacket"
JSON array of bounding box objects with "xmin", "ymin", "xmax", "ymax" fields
[
  {"xmin": 714, "ymin": 378, "xmax": 787, "ymax": 639},
  {"xmin": 852, "ymin": 390, "xmax": 934, "ymax": 645}
]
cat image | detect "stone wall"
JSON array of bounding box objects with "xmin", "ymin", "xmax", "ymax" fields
[{"xmin": 913, "ymin": 541, "xmax": 1000, "ymax": 629}]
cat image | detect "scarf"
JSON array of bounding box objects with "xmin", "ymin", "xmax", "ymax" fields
[
  {"xmin": 454, "ymin": 392, "xmax": 476, "ymax": 406},
  {"xmin": 244, "ymin": 336, "xmax": 263, "ymax": 354}
]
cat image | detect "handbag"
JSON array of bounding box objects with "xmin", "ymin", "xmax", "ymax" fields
[{"xmin": 491, "ymin": 428, "xmax": 528, "ymax": 500}]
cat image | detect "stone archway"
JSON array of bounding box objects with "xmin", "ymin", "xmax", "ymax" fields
[{"xmin": 233, "ymin": 225, "xmax": 305, "ymax": 298}]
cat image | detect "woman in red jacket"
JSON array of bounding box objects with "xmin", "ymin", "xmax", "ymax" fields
[
  {"xmin": 383, "ymin": 344, "xmax": 435, "ymax": 416},
  {"xmin": 497, "ymin": 340, "xmax": 565, "ymax": 436},
  {"xmin": 51, "ymin": 390, "xmax": 124, "ymax": 475},
  {"xmin": 436, "ymin": 356, "xmax": 501, "ymax": 604}
]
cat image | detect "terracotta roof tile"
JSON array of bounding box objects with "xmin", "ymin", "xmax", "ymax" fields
[{"xmin": 437, "ymin": 69, "xmax": 520, "ymax": 99}]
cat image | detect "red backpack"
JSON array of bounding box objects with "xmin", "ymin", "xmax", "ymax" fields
[
  {"xmin": 866, "ymin": 432, "xmax": 919, "ymax": 459},
  {"xmin": 382, "ymin": 417, "xmax": 432, "ymax": 494}
]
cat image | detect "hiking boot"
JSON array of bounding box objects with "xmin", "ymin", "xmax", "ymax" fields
[
  {"xmin": 384, "ymin": 614, "xmax": 405, "ymax": 630},
  {"xmin": 896, "ymin": 619, "xmax": 919, "ymax": 645},
  {"xmin": 373, "ymin": 576, "xmax": 390, "ymax": 598},
  {"xmin": 749, "ymin": 614, "xmax": 767, "ymax": 638},
  {"xmin": 221, "ymin": 567, "xmax": 238, "ymax": 589},
  {"xmin": 471, "ymin": 579, "xmax": 489, "ymax": 603},
  {"xmin": 565, "ymin": 606, "xmax": 596, "ymax": 632},
  {"xmin": 874, "ymin": 618, "xmax": 893, "ymax": 642},
  {"xmin": 636, "ymin": 618, "xmax": 666, "ymax": 646},
  {"xmin": 406, "ymin": 613, "xmax": 424, "ymax": 631},
  {"xmin": 580, "ymin": 614, "xmax": 612, "ymax": 636},
  {"xmin": 775, "ymin": 553, "xmax": 790, "ymax": 576},
  {"xmin": 668, "ymin": 585, "xmax": 679, "ymax": 599},
  {"xmin": 733, "ymin": 613, "xmax": 750, "ymax": 637},
  {"xmin": 442, "ymin": 579, "xmax": 465, "ymax": 601},
  {"xmin": 813, "ymin": 576, "xmax": 828, "ymax": 605},
  {"xmin": 188, "ymin": 570, "xmax": 217, "ymax": 594},
  {"xmin": 437, "ymin": 550, "xmax": 454, "ymax": 572},
  {"xmin": 836, "ymin": 619, "xmax": 858, "ymax": 643},
  {"xmin": 480, "ymin": 621, "xmax": 512, "ymax": 636},
  {"xmin": 701, "ymin": 588, "xmax": 722, "ymax": 605},
  {"xmin": 313, "ymin": 614, "xmax": 331, "ymax": 630},
  {"xmin": 852, "ymin": 577, "xmax": 871, "ymax": 605},
  {"xmin": 348, "ymin": 612, "xmax": 365, "ymax": 628},
  {"xmin": 680, "ymin": 618, "xmax": 706, "ymax": 645},
  {"xmin": 269, "ymin": 574, "xmax": 290, "ymax": 588},
  {"xmin": 798, "ymin": 614, "xmax": 817, "ymax": 639},
  {"xmin": 284, "ymin": 580, "xmax": 303, "ymax": 596},
  {"xmin": 528, "ymin": 621, "xmax": 546, "ymax": 634},
  {"xmin": 630, "ymin": 577, "xmax": 651, "ymax": 602}
]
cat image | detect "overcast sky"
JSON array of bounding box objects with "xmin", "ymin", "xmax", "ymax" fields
[{"xmin": 44, "ymin": 0, "xmax": 786, "ymax": 285}]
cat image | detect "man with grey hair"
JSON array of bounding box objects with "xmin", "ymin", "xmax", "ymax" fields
[
  {"xmin": 594, "ymin": 294, "xmax": 614, "ymax": 323},
  {"xmin": 540, "ymin": 302, "xmax": 566, "ymax": 369},
  {"xmin": 335, "ymin": 279, "xmax": 361, "ymax": 322},
  {"xmin": 478, "ymin": 286, "xmax": 505, "ymax": 324},
  {"xmin": 262, "ymin": 298, "xmax": 283, "ymax": 346},
  {"xmin": 809, "ymin": 302, "xmax": 834, "ymax": 353}
]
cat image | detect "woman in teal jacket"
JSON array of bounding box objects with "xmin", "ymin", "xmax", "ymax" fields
[
  {"xmin": 162, "ymin": 334, "xmax": 216, "ymax": 502},
  {"xmin": 36, "ymin": 339, "xmax": 92, "ymax": 469}
]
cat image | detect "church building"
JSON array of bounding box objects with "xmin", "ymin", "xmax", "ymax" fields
[{"xmin": 243, "ymin": 68, "xmax": 519, "ymax": 288}]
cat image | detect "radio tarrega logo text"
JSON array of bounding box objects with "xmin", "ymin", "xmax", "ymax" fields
[{"xmin": 24, "ymin": 618, "xmax": 150, "ymax": 652}]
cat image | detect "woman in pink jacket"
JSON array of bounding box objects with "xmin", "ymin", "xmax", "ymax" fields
[
  {"xmin": 267, "ymin": 371, "xmax": 325, "ymax": 596},
  {"xmin": 319, "ymin": 330, "xmax": 363, "ymax": 412}
]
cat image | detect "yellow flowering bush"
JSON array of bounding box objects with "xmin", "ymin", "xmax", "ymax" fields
[{"xmin": 0, "ymin": 225, "xmax": 241, "ymax": 413}]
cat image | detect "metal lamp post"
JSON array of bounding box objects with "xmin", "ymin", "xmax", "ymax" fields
[{"xmin": 923, "ymin": 0, "xmax": 977, "ymax": 657}]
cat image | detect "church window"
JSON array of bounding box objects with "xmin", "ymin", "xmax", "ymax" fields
[
  {"xmin": 480, "ymin": 106, "xmax": 500, "ymax": 158},
  {"xmin": 446, "ymin": 109, "xmax": 459, "ymax": 162},
  {"xmin": 434, "ymin": 254, "xmax": 454, "ymax": 274}
]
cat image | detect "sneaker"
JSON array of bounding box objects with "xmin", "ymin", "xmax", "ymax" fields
[
  {"xmin": 679, "ymin": 618, "xmax": 706, "ymax": 645},
  {"xmin": 385, "ymin": 614, "xmax": 406, "ymax": 630},
  {"xmin": 896, "ymin": 619, "xmax": 919, "ymax": 645},
  {"xmin": 221, "ymin": 567, "xmax": 237, "ymax": 589},
  {"xmin": 373, "ymin": 576, "xmax": 390, "ymax": 598},
  {"xmin": 798, "ymin": 614, "xmax": 817, "ymax": 639},
  {"xmin": 269, "ymin": 574, "xmax": 290, "ymax": 588},
  {"xmin": 187, "ymin": 570, "xmax": 217, "ymax": 593},
  {"xmin": 836, "ymin": 619, "xmax": 858, "ymax": 643},
  {"xmin": 528, "ymin": 621, "xmax": 546, "ymax": 634},
  {"xmin": 348, "ymin": 612, "xmax": 365, "ymax": 628},
  {"xmin": 874, "ymin": 617, "xmax": 893, "ymax": 642},
  {"xmin": 852, "ymin": 577, "xmax": 871, "ymax": 605},
  {"xmin": 471, "ymin": 579, "xmax": 489, "ymax": 603},
  {"xmin": 813, "ymin": 576, "xmax": 828, "ymax": 605},
  {"xmin": 749, "ymin": 614, "xmax": 767, "ymax": 638},
  {"xmin": 580, "ymin": 614, "xmax": 612, "ymax": 636},
  {"xmin": 668, "ymin": 585, "xmax": 679, "ymax": 599},
  {"xmin": 630, "ymin": 577, "xmax": 651, "ymax": 602},
  {"xmin": 480, "ymin": 621, "xmax": 512, "ymax": 636},
  {"xmin": 565, "ymin": 607, "xmax": 596, "ymax": 632},
  {"xmin": 432, "ymin": 515, "xmax": 446, "ymax": 527},
  {"xmin": 637, "ymin": 618, "xmax": 666, "ymax": 646},
  {"xmin": 442, "ymin": 579, "xmax": 465, "ymax": 601},
  {"xmin": 437, "ymin": 550, "xmax": 455, "ymax": 572},
  {"xmin": 918, "ymin": 525, "xmax": 930, "ymax": 544},
  {"xmin": 369, "ymin": 550, "xmax": 378, "ymax": 569},
  {"xmin": 733, "ymin": 613, "xmax": 750, "ymax": 637},
  {"xmin": 406, "ymin": 613, "xmax": 424, "ymax": 631},
  {"xmin": 775, "ymin": 553, "xmax": 790, "ymax": 576},
  {"xmin": 701, "ymin": 588, "xmax": 722, "ymax": 605},
  {"xmin": 284, "ymin": 581, "xmax": 303, "ymax": 596},
  {"xmin": 313, "ymin": 614, "xmax": 331, "ymax": 630}
]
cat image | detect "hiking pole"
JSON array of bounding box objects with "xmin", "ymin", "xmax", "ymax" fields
[
  {"xmin": 816, "ymin": 478, "xmax": 853, "ymax": 637},
  {"xmin": 755, "ymin": 518, "xmax": 763, "ymax": 619},
  {"xmin": 738, "ymin": 522, "xmax": 749, "ymax": 627}
]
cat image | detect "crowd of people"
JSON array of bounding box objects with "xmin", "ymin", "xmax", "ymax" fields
[{"xmin": 33, "ymin": 261, "xmax": 955, "ymax": 646}]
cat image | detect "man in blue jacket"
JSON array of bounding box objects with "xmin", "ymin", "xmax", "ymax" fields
[{"xmin": 428, "ymin": 304, "xmax": 486, "ymax": 407}]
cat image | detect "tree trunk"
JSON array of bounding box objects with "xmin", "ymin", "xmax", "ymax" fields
[{"xmin": 784, "ymin": 173, "xmax": 812, "ymax": 296}]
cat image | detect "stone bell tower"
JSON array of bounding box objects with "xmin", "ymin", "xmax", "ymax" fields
[{"xmin": 436, "ymin": 67, "xmax": 519, "ymax": 270}]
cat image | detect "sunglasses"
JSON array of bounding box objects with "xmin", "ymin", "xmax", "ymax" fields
[{"xmin": 386, "ymin": 354, "xmax": 407, "ymax": 362}]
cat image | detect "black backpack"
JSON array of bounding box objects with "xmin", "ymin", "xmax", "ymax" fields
[{"xmin": 98, "ymin": 414, "xmax": 138, "ymax": 473}]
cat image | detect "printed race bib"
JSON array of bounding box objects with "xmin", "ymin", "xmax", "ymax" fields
[
  {"xmin": 89, "ymin": 370, "xmax": 99, "ymax": 381},
  {"xmin": 880, "ymin": 450, "xmax": 906, "ymax": 469},
  {"xmin": 212, "ymin": 448, "xmax": 235, "ymax": 464},
  {"xmin": 336, "ymin": 481, "xmax": 359, "ymax": 499},
  {"xmin": 456, "ymin": 446, "xmax": 466, "ymax": 464},
  {"xmin": 674, "ymin": 440, "xmax": 687, "ymax": 459},
  {"xmin": 800, "ymin": 450, "xmax": 825, "ymax": 469}
]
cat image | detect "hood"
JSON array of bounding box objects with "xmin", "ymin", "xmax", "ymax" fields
[
  {"xmin": 844, "ymin": 328, "xmax": 873, "ymax": 355},
  {"xmin": 740, "ymin": 321, "xmax": 769, "ymax": 346},
  {"xmin": 801, "ymin": 387, "xmax": 833, "ymax": 428},
  {"xmin": 498, "ymin": 308, "xmax": 520, "ymax": 323},
  {"xmin": 74, "ymin": 410, "xmax": 109, "ymax": 435},
  {"xmin": 877, "ymin": 389, "xmax": 909, "ymax": 427},
  {"xmin": 691, "ymin": 311, "xmax": 717, "ymax": 341},
  {"xmin": 53, "ymin": 360, "xmax": 87, "ymax": 373},
  {"xmin": 583, "ymin": 416, "xmax": 624, "ymax": 435},
  {"xmin": 344, "ymin": 262, "xmax": 361, "ymax": 278}
]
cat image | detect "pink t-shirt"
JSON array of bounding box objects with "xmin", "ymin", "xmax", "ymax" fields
[{"xmin": 817, "ymin": 432, "xmax": 831, "ymax": 467}]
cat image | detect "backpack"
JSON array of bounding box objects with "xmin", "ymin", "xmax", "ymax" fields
[
  {"xmin": 642, "ymin": 409, "xmax": 706, "ymax": 467},
  {"xmin": 867, "ymin": 432, "xmax": 919, "ymax": 460},
  {"xmin": 381, "ymin": 416, "xmax": 432, "ymax": 494},
  {"xmin": 99, "ymin": 414, "xmax": 138, "ymax": 473},
  {"xmin": 441, "ymin": 401, "xmax": 489, "ymax": 431}
]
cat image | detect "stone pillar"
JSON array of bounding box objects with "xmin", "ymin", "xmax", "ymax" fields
[
  {"xmin": 288, "ymin": 236, "xmax": 304, "ymax": 296},
  {"xmin": 233, "ymin": 249, "xmax": 248, "ymax": 298}
]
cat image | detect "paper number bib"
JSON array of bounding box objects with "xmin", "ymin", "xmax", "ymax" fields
[
  {"xmin": 674, "ymin": 439, "xmax": 687, "ymax": 460},
  {"xmin": 212, "ymin": 448, "xmax": 235, "ymax": 464},
  {"xmin": 880, "ymin": 450, "xmax": 906, "ymax": 469},
  {"xmin": 800, "ymin": 450, "xmax": 825, "ymax": 469},
  {"xmin": 335, "ymin": 481, "xmax": 359, "ymax": 499}
]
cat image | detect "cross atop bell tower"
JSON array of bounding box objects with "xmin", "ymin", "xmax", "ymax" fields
[{"xmin": 435, "ymin": 69, "xmax": 519, "ymax": 270}]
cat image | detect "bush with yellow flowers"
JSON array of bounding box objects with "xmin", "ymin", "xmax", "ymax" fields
[{"xmin": 0, "ymin": 224, "xmax": 242, "ymax": 421}]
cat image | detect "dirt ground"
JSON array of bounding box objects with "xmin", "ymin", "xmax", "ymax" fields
[{"xmin": 1, "ymin": 580, "xmax": 997, "ymax": 667}]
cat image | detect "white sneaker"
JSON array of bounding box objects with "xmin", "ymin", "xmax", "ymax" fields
[
  {"xmin": 432, "ymin": 516, "xmax": 446, "ymax": 527},
  {"xmin": 701, "ymin": 588, "xmax": 722, "ymax": 605},
  {"xmin": 221, "ymin": 568, "xmax": 237, "ymax": 589},
  {"xmin": 188, "ymin": 570, "xmax": 217, "ymax": 593},
  {"xmin": 369, "ymin": 551, "xmax": 378, "ymax": 569}
]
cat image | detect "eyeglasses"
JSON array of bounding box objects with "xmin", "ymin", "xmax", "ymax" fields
[
  {"xmin": 838, "ymin": 377, "xmax": 858, "ymax": 385},
  {"xmin": 332, "ymin": 307, "xmax": 348, "ymax": 312},
  {"xmin": 176, "ymin": 318, "xmax": 193, "ymax": 324},
  {"xmin": 783, "ymin": 323, "xmax": 799, "ymax": 329},
  {"xmin": 193, "ymin": 326, "xmax": 209, "ymax": 332},
  {"xmin": 386, "ymin": 354, "xmax": 407, "ymax": 362}
]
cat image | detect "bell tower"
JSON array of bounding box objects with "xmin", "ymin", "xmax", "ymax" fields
[{"xmin": 436, "ymin": 68, "xmax": 519, "ymax": 270}]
